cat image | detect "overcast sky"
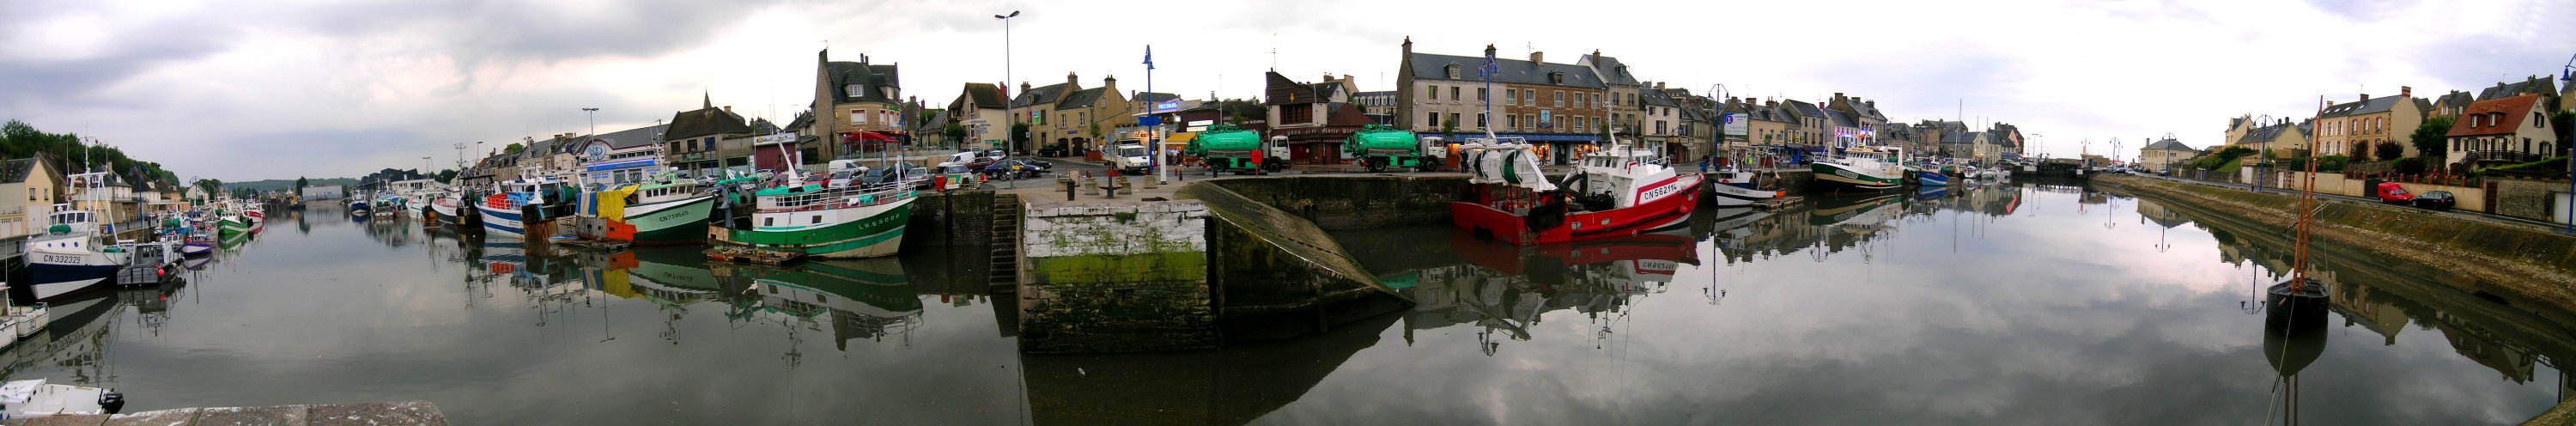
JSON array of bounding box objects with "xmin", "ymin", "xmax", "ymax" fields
[{"xmin": 3, "ymin": 0, "xmax": 2569, "ymax": 180}]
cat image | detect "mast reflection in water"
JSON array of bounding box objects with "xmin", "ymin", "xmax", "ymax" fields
[{"xmin": 0, "ymin": 181, "xmax": 2567, "ymax": 424}]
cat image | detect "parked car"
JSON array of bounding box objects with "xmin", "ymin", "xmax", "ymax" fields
[
  {"xmin": 1037, "ymin": 143, "xmax": 1068, "ymax": 157},
  {"xmin": 982, "ymin": 158, "xmax": 1051, "ymax": 180},
  {"xmin": 2372, "ymin": 182, "xmax": 2415, "ymax": 204},
  {"xmin": 2411, "ymin": 191, "xmax": 2456, "ymax": 210}
]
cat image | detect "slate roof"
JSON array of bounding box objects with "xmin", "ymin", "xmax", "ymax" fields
[
  {"xmin": 1135, "ymin": 92, "xmax": 1180, "ymax": 103},
  {"xmin": 1407, "ymin": 52, "xmax": 1606, "ymax": 88},
  {"xmin": 1012, "ymin": 82, "xmax": 1077, "ymax": 108},
  {"xmin": 2447, "ymin": 94, "xmax": 2543, "ymax": 137},
  {"xmin": 2477, "ymin": 76, "xmax": 2559, "ymax": 101},
  {"xmin": 1846, "ymin": 101, "xmax": 1887, "ymax": 122},
  {"xmin": 823, "ymin": 58, "xmax": 902, "ymax": 104},
  {"xmin": 1824, "ymin": 109, "xmax": 1857, "ymax": 128},
  {"xmin": 962, "ymin": 82, "xmax": 1005, "ymax": 106},
  {"xmin": 2141, "ymin": 138, "xmax": 2197, "ymax": 152},
  {"xmin": 0, "ymin": 157, "xmax": 40, "ymax": 184},
  {"xmin": 1638, "ymin": 88, "xmax": 1678, "ymax": 107},
  {"xmin": 1748, "ymin": 104, "xmax": 1795, "ymax": 123},
  {"xmin": 1782, "ymin": 100, "xmax": 1824, "ymax": 123},
  {"xmin": 1055, "ymin": 87, "xmax": 1114, "ymax": 110},
  {"xmin": 1578, "ymin": 53, "xmax": 1643, "ymax": 86},
  {"xmin": 2237, "ymin": 120, "xmax": 2312, "ymax": 143},
  {"xmin": 751, "ymin": 118, "xmax": 780, "ymax": 134},
  {"xmin": 665, "ymin": 106, "xmax": 754, "ymax": 140},
  {"xmin": 588, "ymin": 124, "xmax": 670, "ymax": 149},
  {"xmin": 787, "ymin": 111, "xmax": 813, "ymax": 133},
  {"xmin": 2320, "ymin": 94, "xmax": 2412, "ymax": 118}
]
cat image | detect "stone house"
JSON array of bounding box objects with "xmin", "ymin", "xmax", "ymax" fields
[
  {"xmin": 1265, "ymin": 71, "xmax": 1370, "ymax": 164},
  {"xmin": 2429, "ymin": 90, "xmax": 2476, "ymax": 119},
  {"xmin": 1396, "ymin": 40, "xmax": 1608, "ymax": 164},
  {"xmin": 2137, "ymin": 137, "xmax": 2201, "ymax": 173},
  {"xmin": 1826, "ymin": 93, "xmax": 1892, "ymax": 146},
  {"xmin": 2314, "ymin": 87, "xmax": 2427, "ymax": 160},
  {"xmin": 805, "ymin": 49, "xmax": 903, "ymax": 167},
  {"xmin": 1636, "ymin": 84, "xmax": 1686, "ymax": 158},
  {"xmin": 945, "ymin": 82, "xmax": 1012, "ymax": 149},
  {"xmin": 2235, "ymin": 118, "xmax": 2313, "ymax": 158},
  {"xmin": 1046, "ymin": 76, "xmax": 1130, "ymax": 158},
  {"xmin": 1576, "ymin": 51, "xmax": 1644, "ymax": 135},
  {"xmin": 0, "ymin": 155, "xmax": 65, "ymax": 240},
  {"xmin": 663, "ymin": 94, "xmax": 756, "ymax": 178},
  {"xmin": 1781, "ymin": 100, "xmax": 1826, "ymax": 151},
  {"xmin": 2444, "ymin": 94, "xmax": 2559, "ymax": 168}
]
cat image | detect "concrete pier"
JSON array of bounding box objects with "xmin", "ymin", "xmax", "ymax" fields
[{"xmin": 4, "ymin": 400, "xmax": 447, "ymax": 426}]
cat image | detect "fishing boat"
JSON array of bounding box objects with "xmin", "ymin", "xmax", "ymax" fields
[
  {"xmin": 1704, "ymin": 164, "xmax": 1788, "ymax": 207},
  {"xmin": 611, "ymin": 176, "xmax": 718, "ymax": 246},
  {"xmin": 477, "ymin": 178, "xmax": 562, "ymax": 239},
  {"xmin": 1450, "ymin": 133, "xmax": 1701, "ymax": 245},
  {"xmin": 240, "ymin": 204, "xmax": 265, "ymax": 232},
  {"xmin": 20, "ymin": 207, "xmax": 130, "ymax": 301},
  {"xmin": 215, "ymin": 210, "xmax": 251, "ymax": 236},
  {"xmin": 1913, "ymin": 166, "xmax": 1951, "ymax": 186},
  {"xmin": 0, "ymin": 379, "xmax": 125, "ymax": 417},
  {"xmin": 347, "ymin": 197, "xmax": 371, "ymax": 216},
  {"xmin": 1811, "ymin": 145, "xmax": 1905, "ymax": 192},
  {"xmin": 716, "ymin": 159, "xmax": 919, "ymax": 259},
  {"xmin": 0, "ymin": 283, "xmax": 50, "ymax": 348}
]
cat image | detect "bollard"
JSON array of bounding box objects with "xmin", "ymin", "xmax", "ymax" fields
[
  {"xmin": 1060, "ymin": 177, "xmax": 1076, "ymax": 201},
  {"xmin": 1143, "ymin": 173, "xmax": 1158, "ymax": 189},
  {"xmin": 1083, "ymin": 173, "xmax": 1098, "ymax": 196}
]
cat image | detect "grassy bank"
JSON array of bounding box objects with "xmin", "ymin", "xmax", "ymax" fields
[{"xmin": 2096, "ymin": 175, "xmax": 2576, "ymax": 303}]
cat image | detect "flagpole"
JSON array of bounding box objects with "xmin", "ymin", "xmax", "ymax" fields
[{"xmin": 1146, "ymin": 46, "xmax": 1165, "ymax": 184}]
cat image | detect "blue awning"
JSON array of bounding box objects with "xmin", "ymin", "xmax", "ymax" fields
[{"xmin": 584, "ymin": 158, "xmax": 657, "ymax": 172}]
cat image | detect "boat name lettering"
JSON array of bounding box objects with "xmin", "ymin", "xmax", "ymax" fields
[
  {"xmin": 1638, "ymin": 182, "xmax": 1680, "ymax": 202},
  {"xmin": 41, "ymin": 254, "xmax": 83, "ymax": 264}
]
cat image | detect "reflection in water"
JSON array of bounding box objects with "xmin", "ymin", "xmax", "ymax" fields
[{"xmin": 3, "ymin": 180, "xmax": 2572, "ymax": 424}]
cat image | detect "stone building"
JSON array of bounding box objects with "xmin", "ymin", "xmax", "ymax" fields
[
  {"xmin": 0, "ymin": 154, "xmax": 64, "ymax": 240},
  {"xmin": 805, "ymin": 49, "xmax": 903, "ymax": 167},
  {"xmin": 1396, "ymin": 39, "xmax": 1607, "ymax": 165},
  {"xmin": 1264, "ymin": 71, "xmax": 1372, "ymax": 164},
  {"xmin": 1576, "ymin": 51, "xmax": 1645, "ymax": 136},
  {"xmin": 945, "ymin": 82, "xmax": 1012, "ymax": 150},
  {"xmin": 663, "ymin": 94, "xmax": 756, "ymax": 177},
  {"xmin": 2235, "ymin": 118, "xmax": 2313, "ymax": 158},
  {"xmin": 2137, "ymin": 137, "xmax": 2201, "ymax": 173},
  {"xmin": 2314, "ymin": 87, "xmax": 2427, "ymax": 160}
]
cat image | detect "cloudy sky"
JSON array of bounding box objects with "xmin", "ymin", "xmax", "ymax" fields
[{"xmin": 3, "ymin": 0, "xmax": 2569, "ymax": 180}]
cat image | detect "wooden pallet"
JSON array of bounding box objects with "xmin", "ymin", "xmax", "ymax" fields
[{"xmin": 705, "ymin": 246, "xmax": 805, "ymax": 265}]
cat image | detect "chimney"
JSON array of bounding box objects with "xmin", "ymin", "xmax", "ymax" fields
[
  {"xmin": 1343, "ymin": 74, "xmax": 1353, "ymax": 83},
  {"xmin": 1103, "ymin": 75, "xmax": 1116, "ymax": 93},
  {"xmin": 1020, "ymin": 82, "xmax": 1032, "ymax": 93},
  {"xmin": 1401, "ymin": 36, "xmax": 1413, "ymax": 56},
  {"xmin": 1067, "ymin": 72, "xmax": 1078, "ymax": 85},
  {"xmin": 724, "ymin": 106, "xmax": 732, "ymax": 114},
  {"xmin": 858, "ymin": 54, "xmax": 868, "ymax": 64},
  {"xmin": 2359, "ymin": 93, "xmax": 2368, "ymax": 103},
  {"xmin": 2400, "ymin": 86, "xmax": 2411, "ymax": 97},
  {"xmin": 1529, "ymin": 51, "xmax": 1544, "ymax": 64},
  {"xmin": 1323, "ymin": 72, "xmax": 1334, "ymax": 82},
  {"xmin": 1833, "ymin": 93, "xmax": 1847, "ymax": 105},
  {"xmin": 1656, "ymin": 82, "xmax": 1666, "ymax": 89}
]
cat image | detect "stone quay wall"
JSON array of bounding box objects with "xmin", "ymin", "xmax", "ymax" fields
[{"xmin": 1016, "ymin": 201, "xmax": 1216, "ymax": 353}]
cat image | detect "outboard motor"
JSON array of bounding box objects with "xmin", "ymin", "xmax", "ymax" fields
[{"xmin": 99, "ymin": 391, "xmax": 125, "ymax": 414}]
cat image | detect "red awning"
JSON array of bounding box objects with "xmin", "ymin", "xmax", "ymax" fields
[{"xmin": 842, "ymin": 131, "xmax": 902, "ymax": 143}]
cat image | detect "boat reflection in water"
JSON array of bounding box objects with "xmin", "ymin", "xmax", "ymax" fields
[
  {"xmin": 714, "ymin": 259, "xmax": 926, "ymax": 358},
  {"xmin": 0, "ymin": 280, "xmax": 186, "ymax": 404},
  {"xmin": 1372, "ymin": 218, "xmax": 1698, "ymax": 356}
]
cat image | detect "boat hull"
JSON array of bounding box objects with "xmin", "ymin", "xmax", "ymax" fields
[
  {"xmin": 477, "ymin": 203, "xmax": 527, "ymax": 238},
  {"xmin": 1813, "ymin": 162, "xmax": 1902, "ymax": 192},
  {"xmin": 22, "ymin": 254, "xmax": 118, "ymax": 301},
  {"xmin": 720, "ymin": 198, "xmax": 914, "ymax": 259},
  {"xmin": 623, "ymin": 196, "xmax": 716, "ymax": 246},
  {"xmin": 1706, "ymin": 182, "xmax": 1783, "ymax": 207},
  {"xmin": 1451, "ymin": 174, "xmax": 1701, "ymax": 245},
  {"xmin": 1915, "ymin": 171, "xmax": 1950, "ymax": 186}
]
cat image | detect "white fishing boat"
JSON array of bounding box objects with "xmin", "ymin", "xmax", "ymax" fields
[
  {"xmin": 1704, "ymin": 164, "xmax": 1788, "ymax": 207},
  {"xmin": 712, "ymin": 132, "xmax": 920, "ymax": 259},
  {"xmin": 0, "ymin": 379, "xmax": 124, "ymax": 418},
  {"xmin": 1811, "ymin": 146, "xmax": 1906, "ymax": 192},
  {"xmin": 21, "ymin": 206, "xmax": 128, "ymax": 301},
  {"xmin": 477, "ymin": 178, "xmax": 563, "ymax": 238}
]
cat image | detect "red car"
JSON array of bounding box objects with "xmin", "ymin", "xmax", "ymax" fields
[{"xmin": 2372, "ymin": 182, "xmax": 2415, "ymax": 204}]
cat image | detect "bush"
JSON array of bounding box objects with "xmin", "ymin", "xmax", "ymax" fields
[
  {"xmin": 2394, "ymin": 156, "xmax": 2426, "ymax": 174},
  {"xmin": 2278, "ymin": 155, "xmax": 2352, "ymax": 173},
  {"xmin": 2481, "ymin": 155, "xmax": 2572, "ymax": 178},
  {"xmin": 2192, "ymin": 146, "xmax": 2256, "ymax": 170},
  {"xmin": 2373, "ymin": 142, "xmax": 2403, "ymax": 161}
]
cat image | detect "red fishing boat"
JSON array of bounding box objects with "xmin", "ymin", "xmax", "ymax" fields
[{"xmin": 1450, "ymin": 133, "xmax": 1700, "ymax": 245}]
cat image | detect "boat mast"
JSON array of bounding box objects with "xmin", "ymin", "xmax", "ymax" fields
[{"xmin": 2289, "ymin": 96, "xmax": 2324, "ymax": 293}]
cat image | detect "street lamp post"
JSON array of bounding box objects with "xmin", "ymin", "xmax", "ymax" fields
[
  {"xmin": 2253, "ymin": 113, "xmax": 2273, "ymax": 193},
  {"xmin": 995, "ymin": 10, "xmax": 1021, "ymax": 155},
  {"xmin": 581, "ymin": 107, "xmax": 599, "ymax": 138}
]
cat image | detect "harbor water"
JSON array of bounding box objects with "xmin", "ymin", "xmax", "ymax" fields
[{"xmin": 3, "ymin": 180, "xmax": 2570, "ymax": 424}]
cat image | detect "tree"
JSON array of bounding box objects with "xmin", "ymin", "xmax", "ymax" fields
[
  {"xmin": 503, "ymin": 143, "xmax": 526, "ymax": 155},
  {"xmin": 1010, "ymin": 122, "xmax": 1030, "ymax": 149},
  {"xmin": 1440, "ymin": 115, "xmax": 1459, "ymax": 141},
  {"xmin": 295, "ymin": 176, "xmax": 309, "ymax": 194},
  {"xmin": 2411, "ymin": 115, "xmax": 2454, "ymax": 161},
  {"xmin": 2372, "ymin": 141, "xmax": 2402, "ymax": 161},
  {"xmin": 943, "ymin": 122, "xmax": 969, "ymax": 148}
]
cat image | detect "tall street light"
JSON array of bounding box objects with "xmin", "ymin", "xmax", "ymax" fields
[
  {"xmin": 581, "ymin": 107, "xmax": 600, "ymax": 139},
  {"xmin": 995, "ymin": 10, "xmax": 1020, "ymax": 155}
]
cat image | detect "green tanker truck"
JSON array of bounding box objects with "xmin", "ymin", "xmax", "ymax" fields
[
  {"xmin": 1184, "ymin": 125, "xmax": 1287, "ymax": 174},
  {"xmin": 1341, "ymin": 124, "xmax": 1444, "ymax": 173}
]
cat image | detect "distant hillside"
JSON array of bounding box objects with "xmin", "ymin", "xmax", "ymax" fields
[{"xmin": 228, "ymin": 178, "xmax": 359, "ymax": 192}]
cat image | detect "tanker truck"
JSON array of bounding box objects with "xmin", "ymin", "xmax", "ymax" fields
[
  {"xmin": 1341, "ymin": 124, "xmax": 1445, "ymax": 173},
  {"xmin": 1183, "ymin": 125, "xmax": 1287, "ymax": 174}
]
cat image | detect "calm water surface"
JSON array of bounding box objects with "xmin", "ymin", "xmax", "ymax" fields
[{"xmin": 3, "ymin": 181, "xmax": 2570, "ymax": 425}]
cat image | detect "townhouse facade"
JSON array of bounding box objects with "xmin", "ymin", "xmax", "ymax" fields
[
  {"xmin": 2444, "ymin": 94, "xmax": 2559, "ymax": 167},
  {"xmin": 663, "ymin": 94, "xmax": 757, "ymax": 178},
  {"xmin": 0, "ymin": 155, "xmax": 65, "ymax": 240},
  {"xmin": 805, "ymin": 49, "xmax": 904, "ymax": 166},
  {"xmin": 945, "ymin": 82, "xmax": 1012, "ymax": 149},
  {"xmin": 1395, "ymin": 40, "xmax": 1609, "ymax": 165},
  {"xmin": 2313, "ymin": 87, "xmax": 2427, "ymax": 160}
]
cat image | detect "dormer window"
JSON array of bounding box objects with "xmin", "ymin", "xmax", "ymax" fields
[
  {"xmin": 881, "ymin": 86, "xmax": 898, "ymax": 100},
  {"xmin": 1547, "ymin": 72, "xmax": 1564, "ymax": 84},
  {"xmin": 1445, "ymin": 65, "xmax": 1461, "ymax": 79},
  {"xmin": 845, "ymin": 84, "xmax": 862, "ymax": 100}
]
